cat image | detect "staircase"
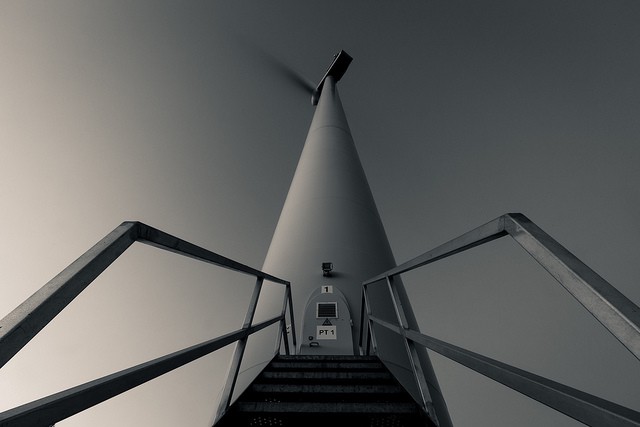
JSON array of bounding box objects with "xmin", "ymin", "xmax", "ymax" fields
[{"xmin": 215, "ymin": 355, "xmax": 436, "ymax": 427}]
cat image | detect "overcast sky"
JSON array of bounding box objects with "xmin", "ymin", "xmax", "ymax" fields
[{"xmin": 1, "ymin": 1, "xmax": 640, "ymax": 426}]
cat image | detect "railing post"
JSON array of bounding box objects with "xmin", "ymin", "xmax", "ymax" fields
[
  {"xmin": 385, "ymin": 275, "xmax": 434, "ymax": 415},
  {"xmin": 287, "ymin": 284, "xmax": 297, "ymax": 351},
  {"xmin": 362, "ymin": 283, "xmax": 377, "ymax": 355},
  {"xmin": 214, "ymin": 277, "xmax": 263, "ymax": 423},
  {"xmin": 277, "ymin": 284, "xmax": 293, "ymax": 355},
  {"xmin": 361, "ymin": 212, "xmax": 640, "ymax": 425},
  {"xmin": 358, "ymin": 288, "xmax": 367, "ymax": 355}
]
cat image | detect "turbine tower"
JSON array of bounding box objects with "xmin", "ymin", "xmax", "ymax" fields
[{"xmin": 231, "ymin": 50, "xmax": 452, "ymax": 426}]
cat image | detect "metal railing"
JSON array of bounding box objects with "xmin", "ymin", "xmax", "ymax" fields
[
  {"xmin": 359, "ymin": 213, "xmax": 640, "ymax": 427},
  {"xmin": 0, "ymin": 221, "xmax": 295, "ymax": 427}
]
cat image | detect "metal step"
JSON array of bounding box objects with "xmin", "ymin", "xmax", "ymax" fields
[
  {"xmin": 276, "ymin": 355, "xmax": 379, "ymax": 362},
  {"xmin": 250, "ymin": 383, "xmax": 405, "ymax": 394},
  {"xmin": 225, "ymin": 412, "xmax": 428, "ymax": 427},
  {"xmin": 235, "ymin": 401, "xmax": 421, "ymax": 414},
  {"xmin": 268, "ymin": 361, "xmax": 385, "ymax": 370},
  {"xmin": 215, "ymin": 355, "xmax": 433, "ymax": 427},
  {"xmin": 260, "ymin": 370, "xmax": 392, "ymax": 381}
]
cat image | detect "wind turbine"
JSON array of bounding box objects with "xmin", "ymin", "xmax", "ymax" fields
[
  {"xmin": 4, "ymin": 47, "xmax": 637, "ymax": 427},
  {"xmin": 233, "ymin": 49, "xmax": 452, "ymax": 426}
]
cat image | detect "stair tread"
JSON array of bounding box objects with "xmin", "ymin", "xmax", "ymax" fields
[
  {"xmin": 276, "ymin": 355, "xmax": 379, "ymax": 361},
  {"xmin": 260, "ymin": 371, "xmax": 392, "ymax": 380},
  {"xmin": 236, "ymin": 401, "xmax": 420, "ymax": 414},
  {"xmin": 215, "ymin": 354, "xmax": 433, "ymax": 426},
  {"xmin": 269, "ymin": 361, "xmax": 384, "ymax": 370},
  {"xmin": 251, "ymin": 383, "xmax": 404, "ymax": 393}
]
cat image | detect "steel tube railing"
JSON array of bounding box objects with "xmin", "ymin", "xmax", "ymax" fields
[
  {"xmin": 363, "ymin": 213, "xmax": 640, "ymax": 361},
  {"xmin": 0, "ymin": 221, "xmax": 290, "ymax": 369},
  {"xmin": 504, "ymin": 214, "xmax": 640, "ymax": 360},
  {"xmin": 364, "ymin": 216, "xmax": 507, "ymax": 285},
  {"xmin": 0, "ymin": 221, "xmax": 294, "ymax": 427},
  {"xmin": 360, "ymin": 212, "xmax": 640, "ymax": 426},
  {"xmin": 0, "ymin": 222, "xmax": 139, "ymax": 369}
]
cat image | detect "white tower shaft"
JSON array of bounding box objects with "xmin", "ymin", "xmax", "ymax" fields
[
  {"xmin": 258, "ymin": 75, "xmax": 452, "ymax": 426},
  {"xmin": 263, "ymin": 76, "xmax": 395, "ymax": 353}
]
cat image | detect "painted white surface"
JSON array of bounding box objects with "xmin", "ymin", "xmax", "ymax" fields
[{"xmin": 237, "ymin": 77, "xmax": 451, "ymax": 425}]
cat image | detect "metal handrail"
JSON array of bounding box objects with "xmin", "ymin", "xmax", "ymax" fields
[
  {"xmin": 360, "ymin": 212, "xmax": 640, "ymax": 427},
  {"xmin": 0, "ymin": 221, "xmax": 295, "ymax": 426}
]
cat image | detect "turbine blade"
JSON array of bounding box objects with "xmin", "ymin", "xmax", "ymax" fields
[
  {"xmin": 264, "ymin": 53, "xmax": 315, "ymax": 95},
  {"xmin": 233, "ymin": 36, "xmax": 314, "ymax": 95}
]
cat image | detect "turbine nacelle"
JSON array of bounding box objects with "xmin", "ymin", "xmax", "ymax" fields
[{"xmin": 311, "ymin": 50, "xmax": 353, "ymax": 105}]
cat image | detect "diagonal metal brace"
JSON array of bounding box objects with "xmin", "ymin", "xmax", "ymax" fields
[{"xmin": 504, "ymin": 213, "xmax": 640, "ymax": 360}]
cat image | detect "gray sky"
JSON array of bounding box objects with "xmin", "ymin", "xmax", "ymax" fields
[{"xmin": 1, "ymin": 1, "xmax": 640, "ymax": 426}]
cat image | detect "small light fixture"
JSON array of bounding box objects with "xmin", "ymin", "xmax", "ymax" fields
[{"xmin": 322, "ymin": 262, "xmax": 333, "ymax": 276}]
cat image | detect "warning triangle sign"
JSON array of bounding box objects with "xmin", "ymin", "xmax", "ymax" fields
[{"xmin": 322, "ymin": 318, "xmax": 332, "ymax": 326}]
